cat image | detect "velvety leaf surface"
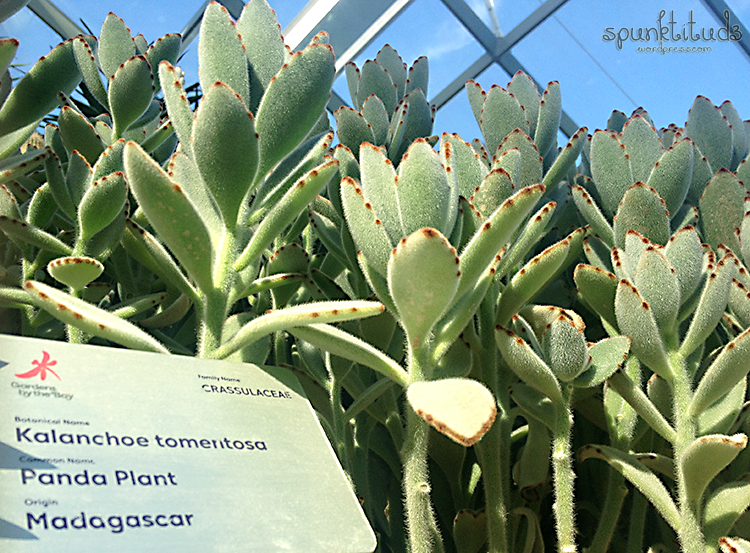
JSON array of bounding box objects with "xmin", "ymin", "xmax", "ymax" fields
[
  {"xmin": 108, "ymin": 55, "xmax": 154, "ymax": 139},
  {"xmin": 496, "ymin": 130, "xmax": 542, "ymax": 188},
  {"xmin": 23, "ymin": 280, "xmax": 168, "ymax": 353},
  {"xmin": 191, "ymin": 81, "xmax": 259, "ymax": 228},
  {"xmin": 237, "ymin": 0, "xmax": 286, "ymax": 114},
  {"xmin": 680, "ymin": 433, "xmax": 747, "ymax": 504},
  {"xmin": 700, "ymin": 169, "xmax": 745, "ymax": 252},
  {"xmin": 407, "ymin": 378, "xmax": 496, "ymax": 446},
  {"xmin": 57, "ymin": 106, "xmax": 104, "ymax": 165},
  {"xmin": 47, "ymin": 256, "xmax": 104, "ymax": 290},
  {"xmin": 613, "ymin": 183, "xmax": 670, "ymax": 248},
  {"xmin": 357, "ymin": 60, "xmax": 397, "ymax": 115},
  {"xmin": 255, "ymin": 43, "xmax": 335, "ymax": 179},
  {"xmin": 534, "ymin": 81, "xmax": 561, "ymax": 158},
  {"xmin": 620, "ymin": 114, "xmax": 664, "ymax": 184},
  {"xmin": 144, "ymin": 33, "xmax": 181, "ymax": 92},
  {"xmin": 124, "ymin": 141, "xmax": 214, "ymax": 292},
  {"xmin": 78, "ymin": 171, "xmax": 128, "ymax": 242},
  {"xmin": 98, "ymin": 13, "xmax": 135, "ymax": 80},
  {"xmin": 590, "ymin": 130, "xmax": 632, "ymax": 217},
  {"xmin": 686, "ymin": 95, "xmax": 733, "ymax": 172},
  {"xmin": 198, "ymin": 2, "xmax": 249, "ymax": 106},
  {"xmin": 388, "ymin": 227, "xmax": 460, "ymax": 348},
  {"xmin": 0, "ymin": 39, "xmax": 81, "ymax": 136},
  {"xmin": 482, "ymin": 85, "xmax": 527, "ymax": 157}
]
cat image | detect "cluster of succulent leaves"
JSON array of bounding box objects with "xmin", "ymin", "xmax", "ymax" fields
[{"xmin": 1, "ymin": 2, "xmax": 750, "ymax": 553}]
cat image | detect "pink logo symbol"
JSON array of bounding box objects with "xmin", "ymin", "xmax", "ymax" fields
[{"xmin": 15, "ymin": 351, "xmax": 60, "ymax": 381}]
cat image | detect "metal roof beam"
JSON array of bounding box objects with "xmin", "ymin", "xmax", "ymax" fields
[
  {"xmin": 27, "ymin": 0, "xmax": 83, "ymax": 40},
  {"xmin": 700, "ymin": 0, "xmax": 750, "ymax": 62}
]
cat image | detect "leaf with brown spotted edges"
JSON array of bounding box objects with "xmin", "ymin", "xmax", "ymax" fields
[
  {"xmin": 407, "ymin": 378, "xmax": 496, "ymax": 446},
  {"xmin": 388, "ymin": 227, "xmax": 460, "ymax": 349},
  {"xmin": 22, "ymin": 280, "xmax": 168, "ymax": 353}
]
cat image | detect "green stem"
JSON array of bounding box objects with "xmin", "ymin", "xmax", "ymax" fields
[
  {"xmin": 402, "ymin": 343, "xmax": 444, "ymax": 553},
  {"xmin": 477, "ymin": 297, "xmax": 509, "ymax": 553},
  {"xmin": 552, "ymin": 385, "xmax": 577, "ymax": 553},
  {"xmin": 671, "ymin": 352, "xmax": 705, "ymax": 553},
  {"xmin": 198, "ymin": 232, "xmax": 236, "ymax": 357}
]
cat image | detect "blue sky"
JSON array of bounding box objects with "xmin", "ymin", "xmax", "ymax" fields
[{"xmin": 3, "ymin": 0, "xmax": 750, "ymax": 150}]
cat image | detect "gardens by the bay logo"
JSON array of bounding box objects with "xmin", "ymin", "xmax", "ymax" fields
[
  {"xmin": 603, "ymin": 10, "xmax": 741, "ymax": 52},
  {"xmin": 14, "ymin": 351, "xmax": 61, "ymax": 381}
]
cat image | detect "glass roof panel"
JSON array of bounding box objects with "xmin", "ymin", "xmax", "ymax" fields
[
  {"xmin": 0, "ymin": 7, "xmax": 66, "ymax": 78},
  {"xmin": 512, "ymin": 0, "xmax": 750, "ymax": 133},
  {"xmin": 330, "ymin": 0, "xmax": 486, "ymax": 100},
  {"xmin": 465, "ymin": 0, "xmax": 538, "ymax": 37}
]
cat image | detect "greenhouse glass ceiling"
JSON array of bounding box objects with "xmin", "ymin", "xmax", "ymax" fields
[{"xmin": 2, "ymin": 0, "xmax": 749, "ymax": 146}]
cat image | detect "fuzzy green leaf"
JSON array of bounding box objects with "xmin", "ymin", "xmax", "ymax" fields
[
  {"xmin": 407, "ymin": 378, "xmax": 496, "ymax": 447},
  {"xmin": 23, "ymin": 280, "xmax": 168, "ymax": 353},
  {"xmin": 496, "ymin": 130, "xmax": 542, "ymax": 188},
  {"xmin": 495, "ymin": 201, "xmax": 556, "ymax": 280},
  {"xmin": 211, "ymin": 300, "xmax": 385, "ymax": 360},
  {"xmin": 665, "ymin": 225, "xmax": 703, "ymax": 304},
  {"xmin": 255, "ymin": 43, "xmax": 335, "ymax": 179},
  {"xmin": 590, "ymin": 130, "xmax": 632, "ymax": 218},
  {"xmin": 703, "ymin": 479, "xmax": 750, "ymax": 544},
  {"xmin": 574, "ymin": 264, "xmax": 619, "ymax": 330},
  {"xmin": 646, "ymin": 138, "xmax": 693, "ymax": 217},
  {"xmin": 360, "ymin": 95, "xmax": 390, "ymax": 146},
  {"xmin": 578, "ymin": 444, "xmax": 680, "ymax": 531},
  {"xmin": 681, "ymin": 433, "xmax": 747, "ymax": 505},
  {"xmin": 72, "ymin": 36, "xmax": 109, "ymax": 110},
  {"xmin": 700, "ymin": 169, "xmax": 745, "ymax": 252},
  {"xmin": 686, "ymin": 95, "xmax": 733, "ymax": 172},
  {"xmin": 237, "ymin": 0, "xmax": 286, "ymax": 114},
  {"xmin": 691, "ymin": 327, "xmax": 750, "ymax": 416},
  {"xmin": 198, "ymin": 2, "xmax": 249, "ymax": 107},
  {"xmin": 615, "ymin": 278, "xmax": 672, "ymax": 379},
  {"xmin": 573, "ymin": 336, "xmax": 630, "ymax": 388},
  {"xmin": 98, "ymin": 13, "xmax": 135, "ymax": 80},
  {"xmin": 47, "ymin": 256, "xmax": 103, "ymax": 291},
  {"xmin": 78, "ymin": 171, "xmax": 127, "ymax": 243},
  {"xmin": 542, "ymin": 127, "xmax": 587, "ymax": 190},
  {"xmin": 458, "ymin": 184, "xmax": 544, "ymax": 301},
  {"xmin": 109, "ymin": 55, "xmax": 154, "ymax": 139},
  {"xmin": 124, "ymin": 141, "xmax": 214, "ymax": 292},
  {"xmin": 388, "ymin": 227, "xmax": 460, "ymax": 348},
  {"xmin": 0, "ymin": 39, "xmax": 81, "ymax": 136},
  {"xmin": 471, "ymin": 168, "xmax": 515, "ymax": 220},
  {"xmin": 620, "ymin": 114, "xmax": 664, "ymax": 183},
  {"xmin": 496, "ymin": 325, "xmax": 562, "ymax": 403},
  {"xmin": 357, "ymin": 60, "xmax": 397, "ymax": 115},
  {"xmin": 481, "ymin": 85, "xmax": 528, "ymax": 157},
  {"xmin": 0, "ymin": 215, "xmax": 72, "ymax": 255},
  {"xmin": 572, "ymin": 184, "xmax": 614, "ymax": 246},
  {"xmin": 441, "ymin": 133, "xmax": 489, "ymax": 200},
  {"xmin": 191, "ymin": 81, "xmax": 259, "ymax": 229},
  {"xmin": 495, "ymin": 237, "xmax": 570, "ymax": 325},
  {"xmin": 507, "ymin": 71, "xmax": 540, "ymax": 139},
  {"xmin": 465, "ymin": 80, "xmax": 485, "ymax": 127},
  {"xmin": 122, "ymin": 218, "xmax": 198, "ymax": 301},
  {"xmin": 680, "ymin": 252, "xmax": 738, "ymax": 357},
  {"xmin": 543, "ymin": 313, "xmax": 588, "ymax": 382},
  {"xmin": 159, "ymin": 62, "xmax": 193, "ymax": 157},
  {"xmin": 534, "ymin": 81, "xmax": 561, "ymax": 157},
  {"xmin": 235, "ymin": 159, "xmax": 339, "ymax": 272},
  {"xmin": 394, "ymin": 89, "xmax": 434, "ymax": 162},
  {"xmin": 144, "ymin": 34, "xmax": 181, "ymax": 93},
  {"xmin": 397, "ymin": 139, "xmax": 452, "ymax": 237},
  {"xmin": 405, "ymin": 55, "xmax": 428, "ymax": 96},
  {"xmin": 289, "ymin": 323, "xmax": 408, "ymax": 387},
  {"xmin": 613, "ymin": 183, "xmax": 670, "ymax": 248},
  {"xmin": 335, "ymin": 107, "xmax": 376, "ymax": 154},
  {"xmin": 634, "ymin": 245, "xmax": 680, "ymax": 337}
]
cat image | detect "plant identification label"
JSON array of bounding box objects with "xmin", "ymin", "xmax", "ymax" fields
[{"xmin": 0, "ymin": 334, "xmax": 376, "ymax": 552}]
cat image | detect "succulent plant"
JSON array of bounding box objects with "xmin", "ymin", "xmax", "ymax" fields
[{"xmin": 1, "ymin": 3, "xmax": 749, "ymax": 553}]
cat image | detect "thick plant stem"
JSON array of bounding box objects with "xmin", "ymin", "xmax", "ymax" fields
[
  {"xmin": 402, "ymin": 408, "xmax": 444, "ymax": 553},
  {"xmin": 552, "ymin": 385, "xmax": 577, "ymax": 553},
  {"xmin": 402, "ymin": 344, "xmax": 444, "ymax": 553},
  {"xmin": 670, "ymin": 352, "xmax": 705, "ymax": 553},
  {"xmin": 478, "ymin": 298, "xmax": 509, "ymax": 553},
  {"xmin": 198, "ymin": 233, "xmax": 235, "ymax": 357}
]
